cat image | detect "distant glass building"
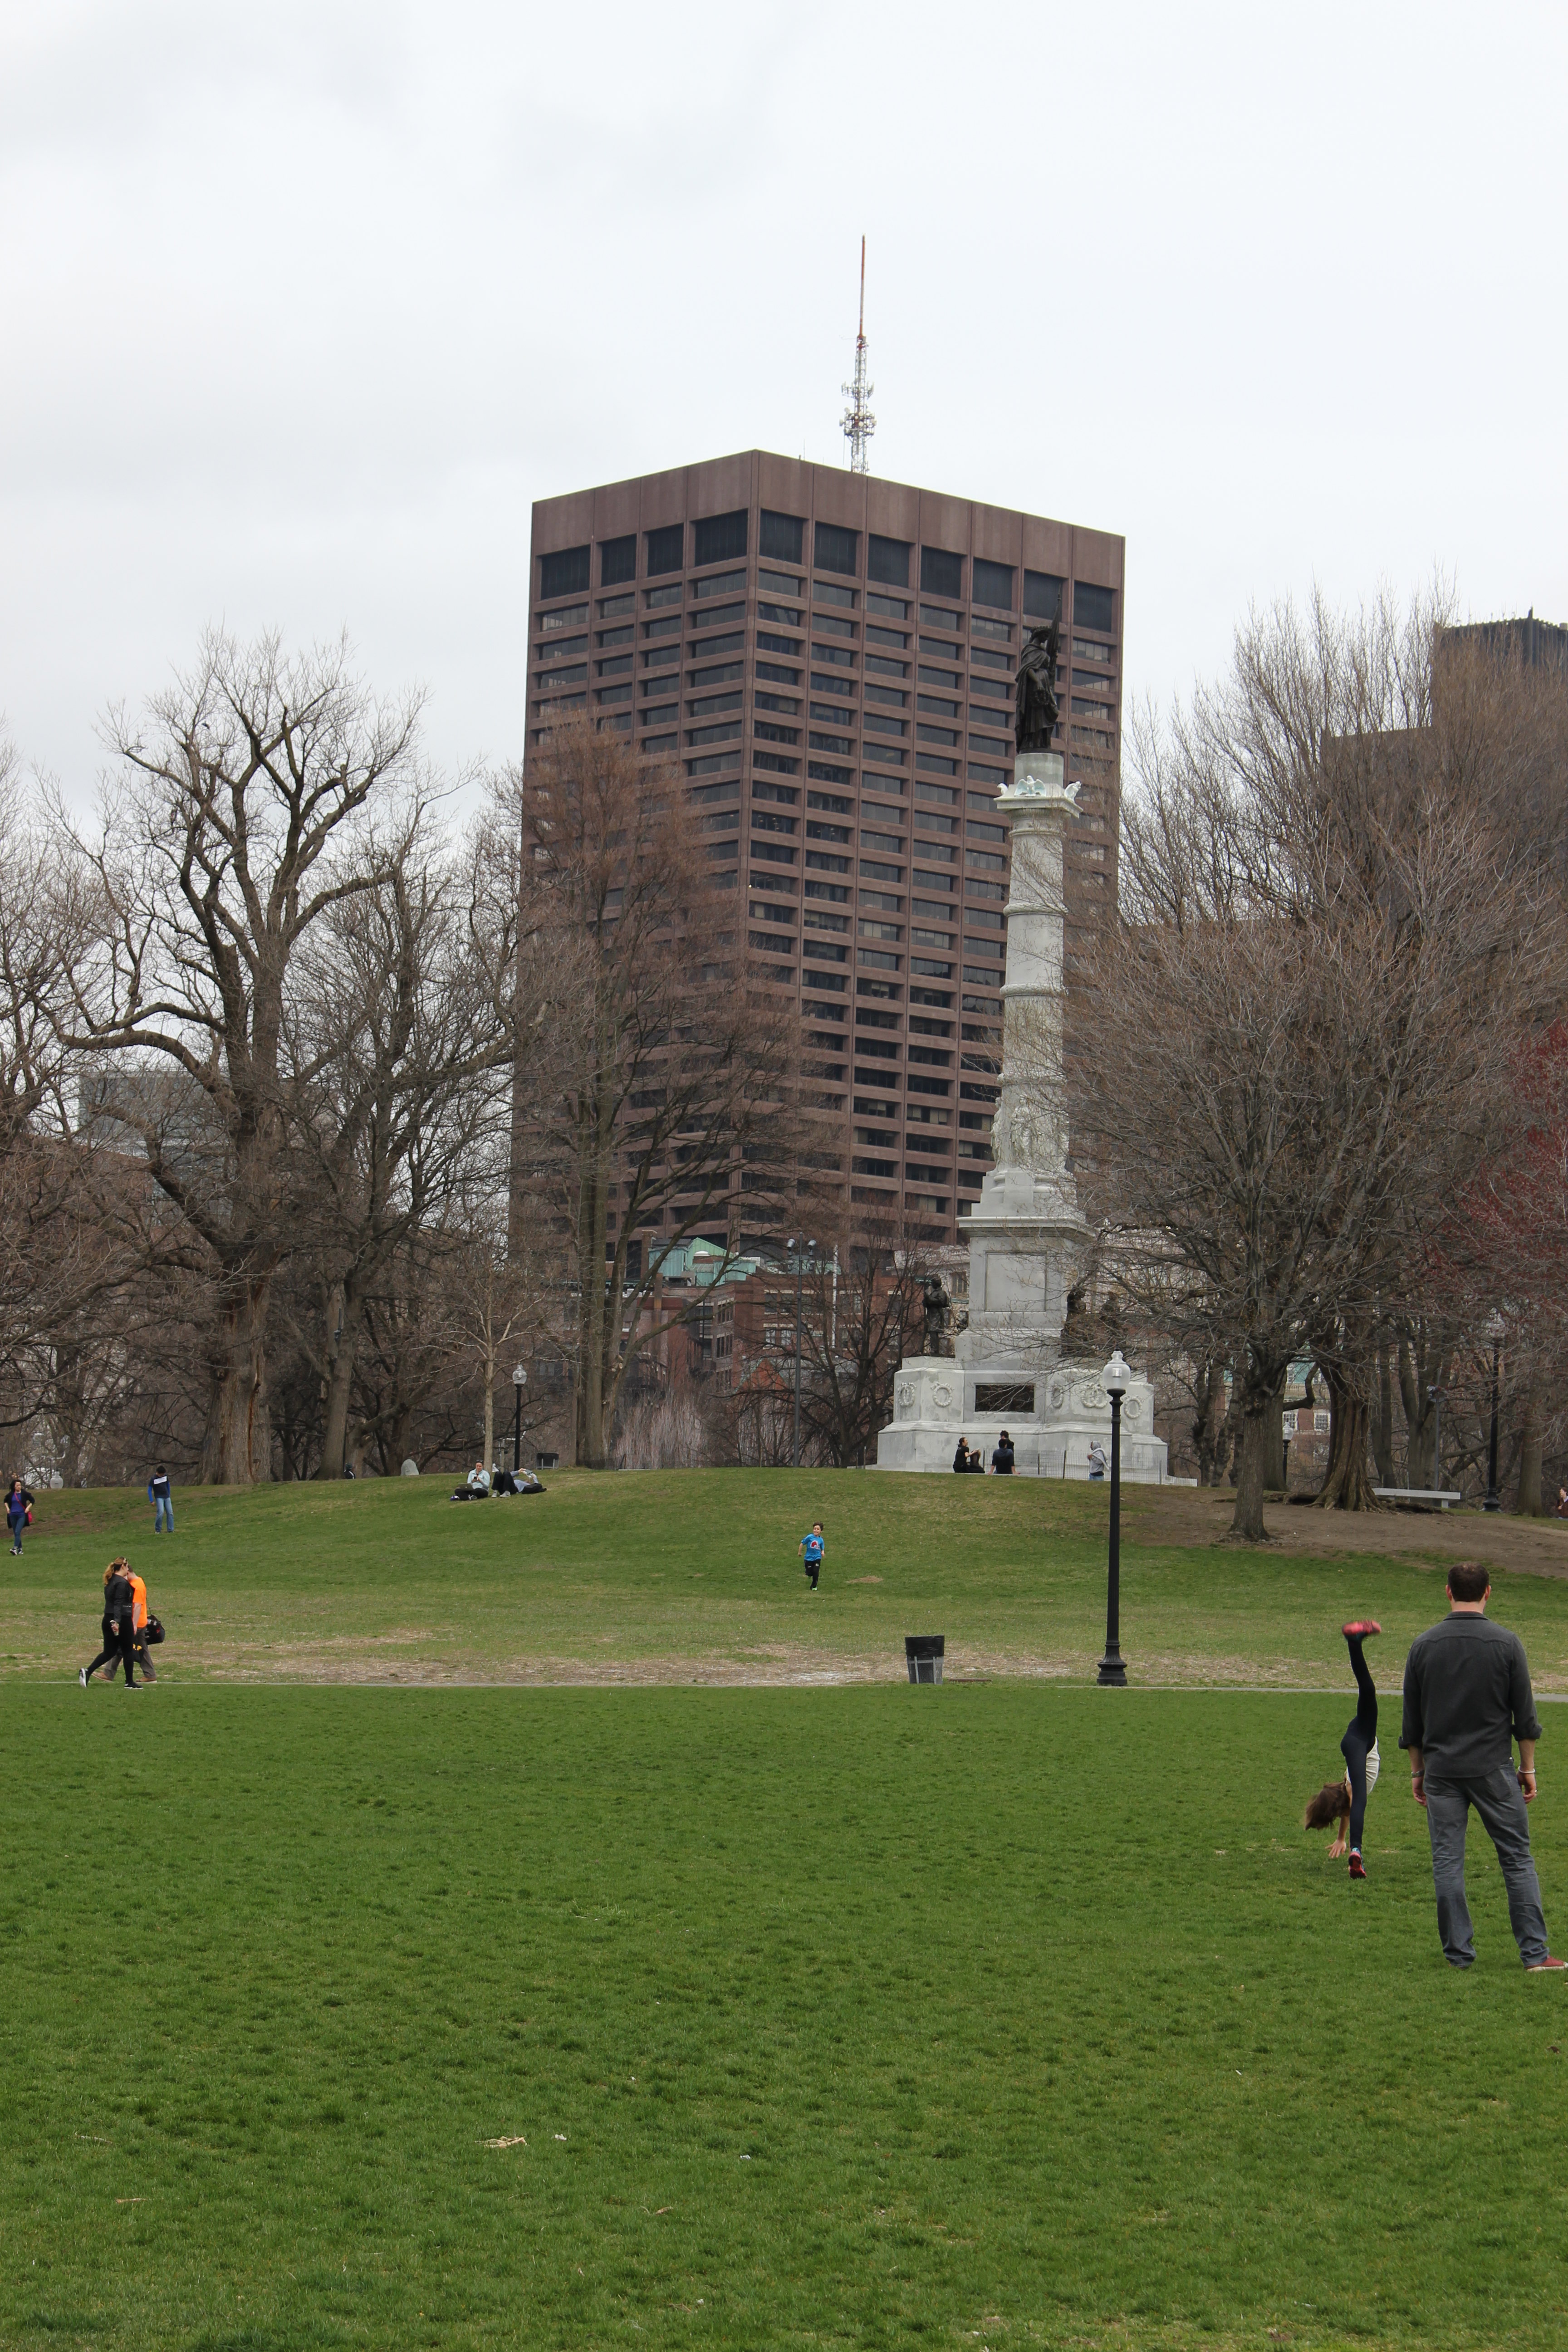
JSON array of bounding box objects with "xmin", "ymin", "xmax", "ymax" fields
[{"xmin": 525, "ymin": 451, "xmax": 1124, "ymax": 1243}]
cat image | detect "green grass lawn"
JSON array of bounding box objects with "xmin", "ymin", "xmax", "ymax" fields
[
  {"xmin": 5, "ymin": 1681, "xmax": 1568, "ymax": 2352},
  {"xmin": 6, "ymin": 1469, "xmax": 1568, "ymax": 1692},
  {"xmin": 7, "ymin": 1475, "xmax": 1568, "ymax": 2348}
]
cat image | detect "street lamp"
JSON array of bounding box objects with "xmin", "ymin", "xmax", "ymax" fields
[
  {"xmin": 1096, "ymin": 1350, "xmax": 1130, "ymax": 1688},
  {"xmin": 1484, "ymin": 1311, "xmax": 1505, "ymax": 1512},
  {"xmin": 1427, "ymin": 1384, "xmax": 1444, "ymax": 1499},
  {"xmin": 512, "ymin": 1363, "xmax": 527, "ymax": 1476}
]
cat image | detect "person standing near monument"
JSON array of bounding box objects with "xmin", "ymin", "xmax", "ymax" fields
[{"xmin": 1401, "ymin": 1560, "xmax": 1563, "ymax": 1970}]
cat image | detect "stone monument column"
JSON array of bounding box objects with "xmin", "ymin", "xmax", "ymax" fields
[{"xmin": 958, "ymin": 746, "xmax": 1090, "ymax": 1369}]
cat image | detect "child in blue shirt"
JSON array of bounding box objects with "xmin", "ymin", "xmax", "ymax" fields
[{"xmin": 799, "ymin": 1522, "xmax": 825, "ymax": 1590}]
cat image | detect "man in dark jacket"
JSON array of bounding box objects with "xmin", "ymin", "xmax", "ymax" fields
[{"xmin": 1401, "ymin": 1559, "xmax": 1560, "ymax": 1970}]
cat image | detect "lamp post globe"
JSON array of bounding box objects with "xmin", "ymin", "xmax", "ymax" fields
[{"xmin": 1097, "ymin": 1350, "xmax": 1131, "ymax": 1688}]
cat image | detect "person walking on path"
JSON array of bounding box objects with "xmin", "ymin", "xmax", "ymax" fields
[
  {"xmin": 1303, "ymin": 1622, "xmax": 1382, "ymax": 1877},
  {"xmin": 80, "ymin": 1558, "xmax": 140, "ymax": 1689},
  {"xmin": 6, "ymin": 1476, "xmax": 33, "ymax": 1555},
  {"xmin": 799, "ymin": 1522, "xmax": 825, "ymax": 1591},
  {"xmin": 148, "ymin": 1466, "xmax": 173, "ymax": 1534},
  {"xmin": 1401, "ymin": 1558, "xmax": 1563, "ymax": 1970}
]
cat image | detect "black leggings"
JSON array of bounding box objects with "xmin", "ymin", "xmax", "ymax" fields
[
  {"xmin": 86, "ymin": 1616, "xmax": 137, "ymax": 1684},
  {"xmin": 1339, "ymin": 1633, "xmax": 1377, "ymax": 1853}
]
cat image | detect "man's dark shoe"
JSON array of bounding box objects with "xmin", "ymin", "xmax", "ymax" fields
[
  {"xmin": 1343, "ymin": 1621, "xmax": 1382, "ymax": 1637},
  {"xmin": 1348, "ymin": 1853, "xmax": 1367, "ymax": 1879},
  {"xmin": 1526, "ymin": 1957, "xmax": 1568, "ymax": 1971}
]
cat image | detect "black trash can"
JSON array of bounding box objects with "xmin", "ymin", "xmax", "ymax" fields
[{"xmin": 905, "ymin": 1634, "xmax": 945, "ymax": 1685}]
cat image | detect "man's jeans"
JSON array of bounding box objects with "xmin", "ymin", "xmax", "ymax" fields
[
  {"xmin": 154, "ymin": 1497, "xmax": 173, "ymax": 1533},
  {"xmin": 1424, "ymin": 1768, "xmax": 1549, "ymax": 1967}
]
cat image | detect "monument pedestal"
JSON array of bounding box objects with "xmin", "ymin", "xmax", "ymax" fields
[{"xmin": 877, "ymin": 1355, "xmax": 1169, "ymax": 1480}]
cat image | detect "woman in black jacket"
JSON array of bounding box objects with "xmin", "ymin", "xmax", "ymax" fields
[
  {"xmin": 79, "ymin": 1558, "xmax": 140, "ymax": 1688},
  {"xmin": 6, "ymin": 1476, "xmax": 33, "ymax": 1555}
]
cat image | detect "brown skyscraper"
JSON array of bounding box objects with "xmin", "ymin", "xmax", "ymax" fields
[{"xmin": 526, "ymin": 451, "xmax": 1123, "ymax": 1244}]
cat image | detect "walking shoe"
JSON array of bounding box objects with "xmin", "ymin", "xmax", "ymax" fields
[
  {"xmin": 78, "ymin": 1667, "xmax": 88, "ymax": 1687},
  {"xmin": 1343, "ymin": 1621, "xmax": 1382, "ymax": 1637},
  {"xmin": 1526, "ymin": 1957, "xmax": 1568, "ymax": 1971},
  {"xmin": 1348, "ymin": 1852, "xmax": 1367, "ymax": 1878}
]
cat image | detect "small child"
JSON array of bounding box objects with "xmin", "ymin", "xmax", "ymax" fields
[{"xmin": 799, "ymin": 1522, "xmax": 825, "ymax": 1591}]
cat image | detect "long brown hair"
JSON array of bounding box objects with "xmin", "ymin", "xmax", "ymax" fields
[
  {"xmin": 102, "ymin": 1555, "xmax": 129, "ymax": 1589},
  {"xmin": 1303, "ymin": 1779, "xmax": 1350, "ymax": 1831}
]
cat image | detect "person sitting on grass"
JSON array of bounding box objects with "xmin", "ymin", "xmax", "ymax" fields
[
  {"xmin": 1303, "ymin": 1621, "xmax": 1382, "ymax": 1878},
  {"xmin": 952, "ymin": 1437, "xmax": 971, "ymax": 1473},
  {"xmin": 799, "ymin": 1522, "xmax": 824, "ymax": 1591}
]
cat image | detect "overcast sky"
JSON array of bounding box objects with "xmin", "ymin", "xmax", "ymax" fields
[{"xmin": 3, "ymin": 0, "xmax": 1564, "ymax": 801}]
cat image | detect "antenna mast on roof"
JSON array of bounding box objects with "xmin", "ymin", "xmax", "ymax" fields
[{"xmin": 841, "ymin": 236, "xmax": 876, "ymax": 474}]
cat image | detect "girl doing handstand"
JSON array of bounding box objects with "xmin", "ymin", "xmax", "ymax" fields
[{"xmin": 1303, "ymin": 1622, "xmax": 1381, "ymax": 1879}]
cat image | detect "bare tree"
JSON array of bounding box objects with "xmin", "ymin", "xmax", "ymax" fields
[
  {"xmin": 59, "ymin": 632, "xmax": 423, "ymax": 1480},
  {"xmin": 284, "ymin": 814, "xmax": 523, "ymax": 1475},
  {"xmin": 1077, "ymin": 592, "xmax": 1560, "ymax": 1538},
  {"xmin": 789, "ymin": 1209, "xmax": 930, "ymax": 1466},
  {"xmin": 510, "ymin": 717, "xmax": 802, "ymax": 1467}
]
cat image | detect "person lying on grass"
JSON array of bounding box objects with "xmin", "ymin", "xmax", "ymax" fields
[{"xmin": 1303, "ymin": 1622, "xmax": 1381, "ymax": 1879}]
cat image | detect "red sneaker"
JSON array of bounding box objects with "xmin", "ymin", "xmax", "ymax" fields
[
  {"xmin": 1526, "ymin": 1957, "xmax": 1568, "ymax": 1971},
  {"xmin": 1348, "ymin": 1853, "xmax": 1367, "ymax": 1879},
  {"xmin": 1343, "ymin": 1621, "xmax": 1382, "ymax": 1638}
]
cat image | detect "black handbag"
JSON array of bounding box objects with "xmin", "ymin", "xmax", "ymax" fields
[{"xmin": 143, "ymin": 1615, "xmax": 166, "ymax": 1646}]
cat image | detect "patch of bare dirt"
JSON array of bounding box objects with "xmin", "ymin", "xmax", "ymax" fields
[{"xmin": 1129, "ymin": 1485, "xmax": 1568, "ymax": 1578}]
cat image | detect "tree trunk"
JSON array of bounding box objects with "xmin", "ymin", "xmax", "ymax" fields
[
  {"xmin": 1516, "ymin": 1379, "xmax": 1544, "ymax": 1516},
  {"xmin": 1263, "ymin": 1373, "xmax": 1287, "ymax": 1491},
  {"xmin": 574, "ymin": 1072, "xmax": 615, "ymax": 1469},
  {"xmin": 1372, "ymin": 1339, "xmax": 1395, "ymax": 1485},
  {"xmin": 318, "ymin": 1285, "xmax": 367, "ymax": 1479},
  {"xmin": 1192, "ymin": 1362, "xmax": 1229, "ymax": 1485},
  {"xmin": 201, "ymin": 1274, "xmax": 274, "ymax": 1482},
  {"xmin": 1313, "ymin": 1362, "xmax": 1381, "ymax": 1510},
  {"xmin": 1230, "ymin": 1385, "xmax": 1278, "ymax": 1539}
]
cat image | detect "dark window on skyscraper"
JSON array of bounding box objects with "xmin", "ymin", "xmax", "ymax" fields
[
  {"xmin": 868, "ymin": 534, "xmax": 910, "ymax": 588},
  {"xmin": 972, "ymin": 559, "xmax": 1014, "ymax": 611},
  {"xmin": 600, "ymin": 534, "xmax": 636, "ymax": 587},
  {"xmin": 760, "ymin": 509, "xmax": 805, "ymax": 564},
  {"xmin": 815, "ymin": 522, "xmax": 859, "ymax": 576},
  {"xmin": 920, "ymin": 547, "xmax": 963, "ymax": 600},
  {"xmin": 1074, "ymin": 581, "xmax": 1115, "ymax": 633},
  {"xmin": 540, "ymin": 545, "xmax": 590, "ymax": 600},
  {"xmin": 646, "ymin": 523, "xmax": 685, "ymax": 576},
  {"xmin": 693, "ymin": 510, "xmax": 748, "ymax": 567},
  {"xmin": 1024, "ymin": 570, "xmax": 1064, "ymax": 620}
]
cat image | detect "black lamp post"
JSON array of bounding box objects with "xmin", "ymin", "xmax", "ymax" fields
[
  {"xmin": 512, "ymin": 1363, "xmax": 526, "ymax": 1475},
  {"xmin": 1096, "ymin": 1350, "xmax": 1130, "ymax": 1688},
  {"xmin": 1427, "ymin": 1384, "xmax": 1443, "ymax": 1498},
  {"xmin": 1483, "ymin": 1313, "xmax": 1504, "ymax": 1512}
]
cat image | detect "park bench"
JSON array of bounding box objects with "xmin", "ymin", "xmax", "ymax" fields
[{"xmin": 1373, "ymin": 1485, "xmax": 1464, "ymax": 1511}]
